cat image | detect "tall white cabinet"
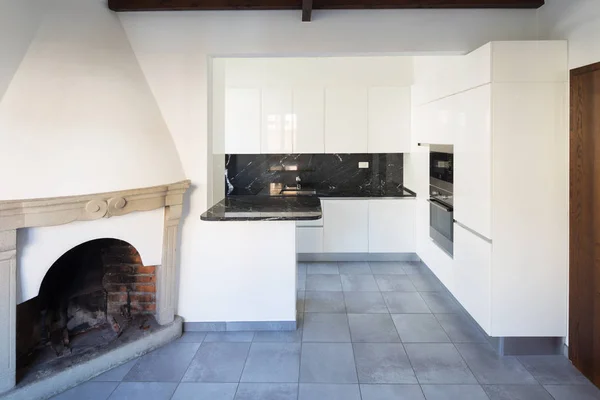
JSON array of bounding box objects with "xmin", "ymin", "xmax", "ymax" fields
[{"xmin": 412, "ymin": 41, "xmax": 569, "ymax": 337}]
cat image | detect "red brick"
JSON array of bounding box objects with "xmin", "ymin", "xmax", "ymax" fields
[
  {"xmin": 129, "ymin": 293, "xmax": 156, "ymax": 303},
  {"xmin": 136, "ymin": 266, "xmax": 156, "ymax": 274},
  {"xmin": 130, "ymin": 303, "xmax": 156, "ymax": 313},
  {"xmin": 107, "ymin": 293, "xmax": 128, "ymax": 303},
  {"xmin": 134, "ymin": 285, "xmax": 156, "ymax": 293}
]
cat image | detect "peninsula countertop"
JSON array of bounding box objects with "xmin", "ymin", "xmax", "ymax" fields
[{"xmin": 201, "ymin": 196, "xmax": 323, "ymax": 221}]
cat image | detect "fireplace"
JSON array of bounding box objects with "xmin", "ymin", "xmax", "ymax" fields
[
  {"xmin": 16, "ymin": 239, "xmax": 157, "ymax": 375},
  {"xmin": 0, "ymin": 180, "xmax": 190, "ymax": 399}
]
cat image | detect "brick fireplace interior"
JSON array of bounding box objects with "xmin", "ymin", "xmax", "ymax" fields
[{"xmin": 16, "ymin": 239, "xmax": 157, "ymax": 379}]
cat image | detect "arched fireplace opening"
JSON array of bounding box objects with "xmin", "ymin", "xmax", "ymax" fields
[{"xmin": 16, "ymin": 239, "xmax": 156, "ymax": 374}]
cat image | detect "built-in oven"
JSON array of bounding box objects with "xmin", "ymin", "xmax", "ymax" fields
[{"xmin": 429, "ymin": 150, "xmax": 454, "ymax": 257}]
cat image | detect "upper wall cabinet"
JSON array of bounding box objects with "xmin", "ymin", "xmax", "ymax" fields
[
  {"xmin": 325, "ymin": 87, "xmax": 368, "ymax": 153},
  {"xmin": 261, "ymin": 88, "xmax": 293, "ymax": 154},
  {"xmin": 225, "ymin": 88, "xmax": 261, "ymax": 154},
  {"xmin": 368, "ymin": 87, "xmax": 411, "ymax": 153},
  {"xmin": 293, "ymin": 88, "xmax": 325, "ymax": 154}
]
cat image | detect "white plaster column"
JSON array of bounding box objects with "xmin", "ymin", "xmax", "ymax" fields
[
  {"xmin": 156, "ymin": 205, "xmax": 183, "ymax": 325},
  {"xmin": 0, "ymin": 230, "xmax": 17, "ymax": 394}
]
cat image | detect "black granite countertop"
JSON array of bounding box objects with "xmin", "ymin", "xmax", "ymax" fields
[
  {"xmin": 201, "ymin": 196, "xmax": 323, "ymax": 221},
  {"xmin": 313, "ymin": 186, "xmax": 416, "ymax": 198}
]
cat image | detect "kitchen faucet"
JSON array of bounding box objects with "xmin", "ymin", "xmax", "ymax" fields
[{"xmin": 296, "ymin": 176, "xmax": 302, "ymax": 190}]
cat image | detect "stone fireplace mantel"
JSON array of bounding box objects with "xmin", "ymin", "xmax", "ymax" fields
[{"xmin": 0, "ymin": 180, "xmax": 191, "ymax": 395}]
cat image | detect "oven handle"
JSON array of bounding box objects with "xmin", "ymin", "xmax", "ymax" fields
[{"xmin": 428, "ymin": 198, "xmax": 453, "ymax": 212}]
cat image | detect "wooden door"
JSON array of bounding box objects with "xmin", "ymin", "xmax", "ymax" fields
[{"xmin": 570, "ymin": 62, "xmax": 600, "ymax": 385}]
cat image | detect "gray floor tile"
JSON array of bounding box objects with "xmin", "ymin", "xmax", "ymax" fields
[
  {"xmin": 177, "ymin": 332, "xmax": 208, "ymax": 343},
  {"xmin": 204, "ymin": 332, "xmax": 255, "ymax": 342},
  {"xmin": 306, "ymin": 274, "xmax": 342, "ymax": 291},
  {"xmin": 435, "ymin": 313, "xmax": 487, "ymax": 343},
  {"xmin": 518, "ymin": 355, "xmax": 590, "ymax": 385},
  {"xmin": 344, "ymin": 292, "xmax": 388, "ymax": 314},
  {"xmin": 456, "ymin": 343, "xmax": 537, "ymax": 385},
  {"xmin": 306, "ymin": 262, "xmax": 339, "ymax": 275},
  {"xmin": 348, "ymin": 313, "xmax": 400, "ymax": 343},
  {"xmin": 124, "ymin": 342, "xmax": 200, "ymax": 382},
  {"xmin": 404, "ymin": 343, "xmax": 477, "ymax": 384},
  {"xmin": 298, "ymin": 274, "xmax": 306, "ymax": 291},
  {"xmin": 182, "ymin": 342, "xmax": 251, "ymax": 383},
  {"xmin": 253, "ymin": 328, "xmax": 302, "ymax": 343},
  {"xmin": 360, "ymin": 384, "xmax": 426, "ymax": 400},
  {"xmin": 337, "ymin": 261, "xmax": 372, "ymax": 275},
  {"xmin": 544, "ymin": 384, "xmax": 600, "ymax": 400},
  {"xmin": 108, "ymin": 382, "xmax": 178, "ymax": 400},
  {"xmin": 341, "ymin": 274, "xmax": 379, "ymax": 291},
  {"xmin": 353, "ymin": 343, "xmax": 417, "ymax": 384},
  {"xmin": 298, "ymin": 263, "xmax": 308, "ymax": 277},
  {"xmin": 402, "ymin": 262, "xmax": 431, "ymax": 275},
  {"xmin": 92, "ymin": 360, "xmax": 137, "ymax": 382},
  {"xmin": 383, "ymin": 292, "xmax": 431, "ymax": 314},
  {"xmin": 375, "ymin": 275, "xmax": 418, "ymax": 292},
  {"xmin": 303, "ymin": 313, "xmax": 351, "ymax": 342},
  {"xmin": 297, "ymin": 291, "xmax": 305, "ymax": 313},
  {"xmin": 421, "ymin": 384, "xmax": 490, "ymax": 400},
  {"xmin": 420, "ymin": 292, "xmax": 461, "ymax": 313},
  {"xmin": 369, "ymin": 262, "xmax": 408, "ymax": 275},
  {"xmin": 408, "ymin": 274, "xmax": 444, "ymax": 292},
  {"xmin": 52, "ymin": 382, "xmax": 118, "ymax": 400},
  {"xmin": 234, "ymin": 383, "xmax": 298, "ymax": 400},
  {"xmin": 392, "ymin": 314, "xmax": 450, "ymax": 343},
  {"xmin": 483, "ymin": 384, "xmax": 553, "ymax": 400},
  {"xmin": 300, "ymin": 343, "xmax": 358, "ymax": 383},
  {"xmin": 299, "ymin": 384, "xmax": 361, "ymax": 400},
  {"xmin": 241, "ymin": 343, "xmax": 301, "ymax": 382},
  {"xmin": 304, "ymin": 291, "xmax": 346, "ymax": 313},
  {"xmin": 172, "ymin": 383, "xmax": 238, "ymax": 400}
]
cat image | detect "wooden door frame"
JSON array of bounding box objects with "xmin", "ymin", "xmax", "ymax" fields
[{"xmin": 569, "ymin": 60, "xmax": 600, "ymax": 384}]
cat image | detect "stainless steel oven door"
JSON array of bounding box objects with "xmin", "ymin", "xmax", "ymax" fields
[{"xmin": 428, "ymin": 198, "xmax": 454, "ymax": 257}]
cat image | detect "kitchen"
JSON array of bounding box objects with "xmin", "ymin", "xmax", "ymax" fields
[{"xmin": 200, "ymin": 44, "xmax": 568, "ymax": 351}]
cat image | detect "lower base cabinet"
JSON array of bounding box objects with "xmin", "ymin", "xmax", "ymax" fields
[
  {"xmin": 368, "ymin": 199, "xmax": 415, "ymax": 253},
  {"xmin": 453, "ymin": 223, "xmax": 492, "ymax": 334},
  {"xmin": 323, "ymin": 200, "xmax": 369, "ymax": 253},
  {"xmin": 296, "ymin": 227, "xmax": 324, "ymax": 253}
]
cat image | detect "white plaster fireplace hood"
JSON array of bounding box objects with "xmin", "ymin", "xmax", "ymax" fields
[{"xmin": 0, "ymin": 0, "xmax": 184, "ymax": 201}]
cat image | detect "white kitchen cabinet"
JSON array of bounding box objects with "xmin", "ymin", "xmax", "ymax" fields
[
  {"xmin": 292, "ymin": 88, "xmax": 325, "ymax": 153},
  {"xmin": 453, "ymin": 223, "xmax": 492, "ymax": 333},
  {"xmin": 453, "ymin": 85, "xmax": 492, "ymax": 239},
  {"xmin": 410, "ymin": 40, "xmax": 568, "ymax": 338},
  {"xmin": 324, "ymin": 87, "xmax": 368, "ymax": 153},
  {"xmin": 368, "ymin": 199, "xmax": 415, "ymax": 253},
  {"xmin": 225, "ymin": 88, "xmax": 261, "ymax": 154},
  {"xmin": 261, "ymin": 88, "xmax": 293, "ymax": 154},
  {"xmin": 368, "ymin": 87, "xmax": 411, "ymax": 153},
  {"xmin": 323, "ymin": 200, "xmax": 369, "ymax": 253},
  {"xmin": 296, "ymin": 227, "xmax": 324, "ymax": 253}
]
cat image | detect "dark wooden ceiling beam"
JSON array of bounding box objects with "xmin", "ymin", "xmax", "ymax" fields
[
  {"xmin": 108, "ymin": 0, "xmax": 544, "ymax": 11},
  {"xmin": 302, "ymin": 0, "xmax": 313, "ymax": 21}
]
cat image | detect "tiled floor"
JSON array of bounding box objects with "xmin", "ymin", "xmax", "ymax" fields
[{"xmin": 51, "ymin": 261, "xmax": 600, "ymax": 400}]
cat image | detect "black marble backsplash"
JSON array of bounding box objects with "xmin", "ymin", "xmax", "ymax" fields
[{"xmin": 225, "ymin": 154, "xmax": 404, "ymax": 197}]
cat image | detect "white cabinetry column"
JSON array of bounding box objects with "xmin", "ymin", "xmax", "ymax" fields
[{"xmin": 0, "ymin": 230, "xmax": 17, "ymax": 394}]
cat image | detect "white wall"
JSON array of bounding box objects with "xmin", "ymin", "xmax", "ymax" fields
[
  {"xmin": 539, "ymin": 0, "xmax": 600, "ymax": 68},
  {"xmin": 118, "ymin": 9, "xmax": 543, "ymax": 322},
  {"xmin": 0, "ymin": 0, "xmax": 46, "ymax": 103},
  {"xmin": 0, "ymin": 0, "xmax": 185, "ymax": 201},
  {"xmin": 17, "ymin": 208, "xmax": 164, "ymax": 304}
]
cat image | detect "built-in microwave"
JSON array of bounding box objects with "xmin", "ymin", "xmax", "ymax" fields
[{"xmin": 429, "ymin": 150, "xmax": 454, "ymax": 257}]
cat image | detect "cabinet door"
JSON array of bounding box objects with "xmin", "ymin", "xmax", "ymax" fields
[
  {"xmin": 453, "ymin": 223, "xmax": 492, "ymax": 334},
  {"xmin": 225, "ymin": 88, "xmax": 261, "ymax": 154},
  {"xmin": 325, "ymin": 87, "xmax": 368, "ymax": 153},
  {"xmin": 368, "ymin": 87, "xmax": 411, "ymax": 153},
  {"xmin": 296, "ymin": 227, "xmax": 324, "ymax": 253},
  {"xmin": 323, "ymin": 200, "xmax": 369, "ymax": 253},
  {"xmin": 261, "ymin": 88, "xmax": 293, "ymax": 154},
  {"xmin": 368, "ymin": 199, "xmax": 416, "ymax": 253},
  {"xmin": 293, "ymin": 88, "xmax": 325, "ymax": 153},
  {"xmin": 454, "ymin": 85, "xmax": 492, "ymax": 239}
]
